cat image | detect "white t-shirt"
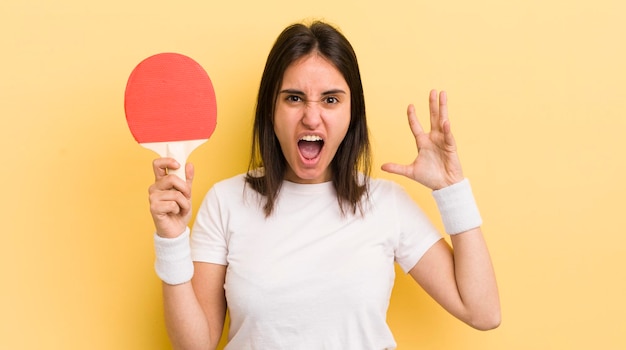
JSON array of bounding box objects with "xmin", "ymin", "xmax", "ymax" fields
[{"xmin": 191, "ymin": 174, "xmax": 442, "ymax": 350}]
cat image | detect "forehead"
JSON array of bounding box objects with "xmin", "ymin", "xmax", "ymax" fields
[{"xmin": 281, "ymin": 54, "xmax": 348, "ymax": 91}]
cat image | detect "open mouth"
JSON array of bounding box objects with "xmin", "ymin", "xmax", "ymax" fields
[{"xmin": 298, "ymin": 135, "xmax": 324, "ymax": 160}]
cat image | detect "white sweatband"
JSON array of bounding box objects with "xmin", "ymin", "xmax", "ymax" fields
[
  {"xmin": 432, "ymin": 178, "xmax": 483, "ymax": 235},
  {"xmin": 154, "ymin": 227, "xmax": 194, "ymax": 285}
]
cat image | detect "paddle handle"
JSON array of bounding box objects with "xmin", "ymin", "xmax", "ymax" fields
[{"xmin": 140, "ymin": 139, "xmax": 208, "ymax": 181}]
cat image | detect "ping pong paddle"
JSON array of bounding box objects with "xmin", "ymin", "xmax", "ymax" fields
[{"xmin": 124, "ymin": 52, "xmax": 217, "ymax": 181}]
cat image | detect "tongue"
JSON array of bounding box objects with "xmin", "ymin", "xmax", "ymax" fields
[{"xmin": 298, "ymin": 141, "xmax": 323, "ymax": 159}]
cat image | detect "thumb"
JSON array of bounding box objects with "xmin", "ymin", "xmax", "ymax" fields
[
  {"xmin": 381, "ymin": 163, "xmax": 412, "ymax": 179},
  {"xmin": 185, "ymin": 163, "xmax": 195, "ymax": 189}
]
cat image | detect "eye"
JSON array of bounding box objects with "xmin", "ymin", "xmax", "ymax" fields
[
  {"xmin": 286, "ymin": 95, "xmax": 303, "ymax": 103},
  {"xmin": 323, "ymin": 96, "xmax": 339, "ymax": 104}
]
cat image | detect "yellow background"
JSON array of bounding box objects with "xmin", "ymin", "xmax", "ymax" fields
[{"xmin": 2, "ymin": 0, "xmax": 625, "ymax": 348}]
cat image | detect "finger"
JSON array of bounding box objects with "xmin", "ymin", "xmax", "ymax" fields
[
  {"xmin": 153, "ymin": 158, "xmax": 181, "ymax": 181},
  {"xmin": 438, "ymin": 91, "xmax": 458, "ymax": 149},
  {"xmin": 170, "ymin": 174, "xmax": 192, "ymax": 199},
  {"xmin": 154, "ymin": 200, "xmax": 183, "ymax": 216},
  {"xmin": 149, "ymin": 193, "xmax": 181, "ymax": 216},
  {"xmin": 185, "ymin": 163, "xmax": 195, "ymax": 191},
  {"xmin": 149, "ymin": 188, "xmax": 191, "ymax": 215},
  {"xmin": 150, "ymin": 171, "xmax": 192, "ymax": 199},
  {"xmin": 381, "ymin": 162, "xmax": 413, "ymax": 179},
  {"xmin": 439, "ymin": 90, "xmax": 449, "ymax": 130},
  {"xmin": 406, "ymin": 104, "xmax": 425, "ymax": 138},
  {"xmin": 442, "ymin": 119, "xmax": 458, "ymax": 149},
  {"xmin": 149, "ymin": 183, "xmax": 187, "ymax": 203},
  {"xmin": 429, "ymin": 89, "xmax": 440, "ymax": 132}
]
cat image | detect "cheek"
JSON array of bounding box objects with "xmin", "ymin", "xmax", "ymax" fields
[
  {"xmin": 331, "ymin": 108, "xmax": 351, "ymax": 144},
  {"xmin": 272, "ymin": 112, "xmax": 294, "ymax": 149},
  {"xmin": 273, "ymin": 124, "xmax": 288, "ymax": 150}
]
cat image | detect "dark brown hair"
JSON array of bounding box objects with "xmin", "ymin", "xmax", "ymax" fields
[{"xmin": 246, "ymin": 21, "xmax": 371, "ymax": 216}]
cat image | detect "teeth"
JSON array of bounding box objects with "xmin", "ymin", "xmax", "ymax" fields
[{"xmin": 300, "ymin": 135, "xmax": 323, "ymax": 142}]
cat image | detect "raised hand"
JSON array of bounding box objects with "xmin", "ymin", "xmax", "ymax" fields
[
  {"xmin": 381, "ymin": 90, "xmax": 465, "ymax": 190},
  {"xmin": 148, "ymin": 158, "xmax": 195, "ymax": 238}
]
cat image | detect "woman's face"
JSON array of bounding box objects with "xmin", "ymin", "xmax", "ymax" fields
[{"xmin": 273, "ymin": 53, "xmax": 351, "ymax": 184}]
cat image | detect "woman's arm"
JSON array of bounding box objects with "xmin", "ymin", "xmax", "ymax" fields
[
  {"xmin": 163, "ymin": 263, "xmax": 227, "ymax": 349},
  {"xmin": 409, "ymin": 229, "xmax": 500, "ymax": 330},
  {"xmin": 382, "ymin": 90, "xmax": 501, "ymax": 329},
  {"xmin": 149, "ymin": 158, "xmax": 227, "ymax": 349}
]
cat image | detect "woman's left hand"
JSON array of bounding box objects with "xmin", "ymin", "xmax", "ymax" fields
[{"xmin": 381, "ymin": 89, "xmax": 465, "ymax": 190}]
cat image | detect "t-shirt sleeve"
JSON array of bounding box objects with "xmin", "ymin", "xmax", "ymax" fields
[
  {"xmin": 390, "ymin": 183, "xmax": 443, "ymax": 273},
  {"xmin": 190, "ymin": 186, "xmax": 229, "ymax": 266}
]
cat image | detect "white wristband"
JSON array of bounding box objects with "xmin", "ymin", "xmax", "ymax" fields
[
  {"xmin": 154, "ymin": 227, "xmax": 194, "ymax": 285},
  {"xmin": 432, "ymin": 178, "xmax": 483, "ymax": 235}
]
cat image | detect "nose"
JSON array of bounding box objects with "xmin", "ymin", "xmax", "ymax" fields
[{"xmin": 301, "ymin": 101, "xmax": 322, "ymax": 129}]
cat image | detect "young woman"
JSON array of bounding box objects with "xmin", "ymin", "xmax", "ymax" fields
[{"xmin": 148, "ymin": 21, "xmax": 500, "ymax": 349}]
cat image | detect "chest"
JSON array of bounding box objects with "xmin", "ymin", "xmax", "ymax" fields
[{"xmin": 222, "ymin": 198, "xmax": 398, "ymax": 318}]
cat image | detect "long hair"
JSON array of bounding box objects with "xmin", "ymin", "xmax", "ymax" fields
[{"xmin": 246, "ymin": 21, "xmax": 371, "ymax": 216}]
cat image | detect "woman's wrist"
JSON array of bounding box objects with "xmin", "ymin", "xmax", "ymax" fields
[
  {"xmin": 154, "ymin": 227, "xmax": 194, "ymax": 285},
  {"xmin": 432, "ymin": 178, "xmax": 482, "ymax": 235}
]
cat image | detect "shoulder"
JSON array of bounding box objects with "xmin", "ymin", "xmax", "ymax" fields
[
  {"xmin": 363, "ymin": 176, "xmax": 430, "ymax": 217},
  {"xmin": 198, "ymin": 173, "xmax": 248, "ymax": 207},
  {"xmin": 202, "ymin": 173, "xmax": 264, "ymax": 211},
  {"xmin": 366, "ymin": 176, "xmax": 407, "ymax": 198},
  {"xmin": 211, "ymin": 173, "xmax": 247, "ymax": 192}
]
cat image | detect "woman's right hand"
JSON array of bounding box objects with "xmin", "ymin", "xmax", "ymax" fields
[{"xmin": 148, "ymin": 158, "xmax": 194, "ymax": 238}]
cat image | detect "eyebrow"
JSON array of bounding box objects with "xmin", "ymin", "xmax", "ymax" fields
[{"xmin": 279, "ymin": 88, "xmax": 347, "ymax": 96}]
